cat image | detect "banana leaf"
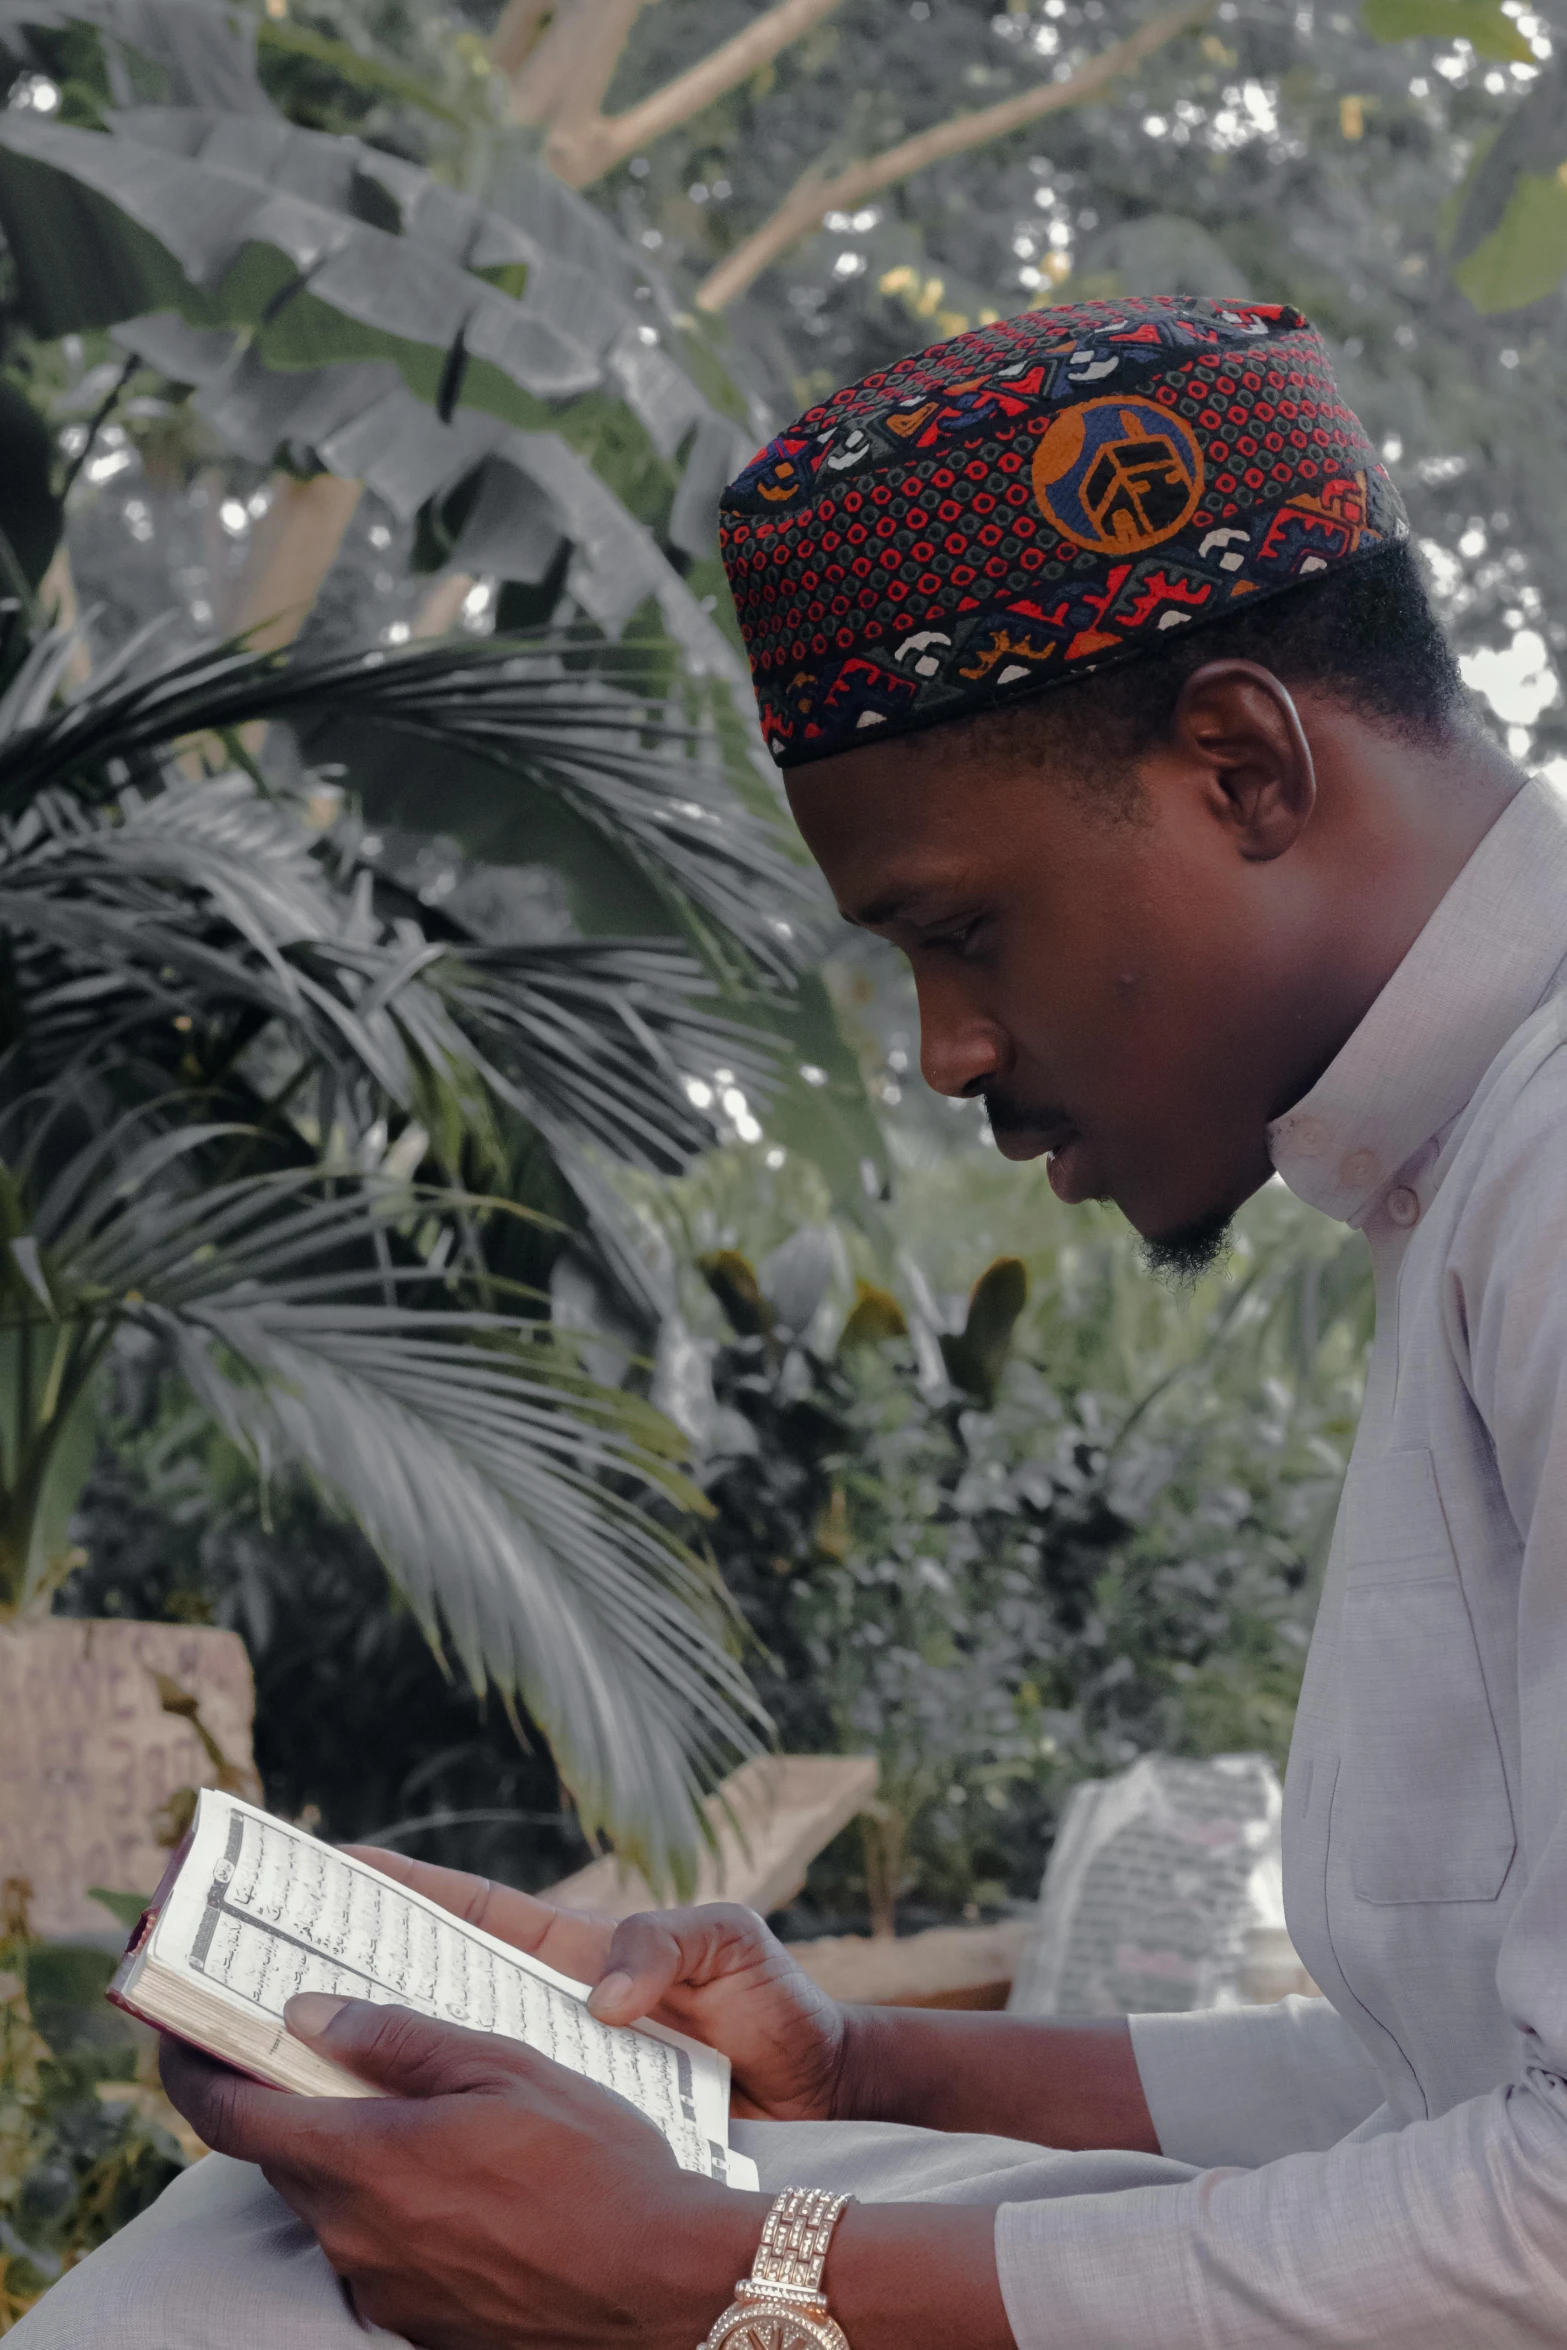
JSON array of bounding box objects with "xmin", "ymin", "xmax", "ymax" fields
[{"xmin": 0, "ymin": 104, "xmax": 757, "ymax": 617}]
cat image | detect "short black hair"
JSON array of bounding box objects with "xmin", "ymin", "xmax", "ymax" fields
[{"xmin": 955, "ymin": 543, "xmax": 1467, "ymax": 807}]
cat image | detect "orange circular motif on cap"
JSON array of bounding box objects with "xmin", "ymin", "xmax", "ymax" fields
[{"xmin": 1031, "ymin": 396, "xmax": 1205, "ymax": 555}]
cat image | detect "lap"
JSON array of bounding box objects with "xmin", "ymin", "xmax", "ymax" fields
[
  {"xmin": 735, "ymin": 2118, "xmax": 1196, "ymax": 2206},
  {"xmin": 6, "ymin": 2154, "xmax": 399, "ymax": 2349},
  {"xmin": 9, "ymin": 2128, "xmax": 1197, "ymax": 2347}
]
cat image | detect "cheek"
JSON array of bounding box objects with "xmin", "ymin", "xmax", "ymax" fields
[{"xmin": 1000, "ymin": 909, "xmax": 1166, "ymax": 1080}]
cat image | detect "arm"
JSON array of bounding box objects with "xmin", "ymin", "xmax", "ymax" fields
[
  {"xmin": 1127, "ymin": 1994, "xmax": 1384, "ymax": 2167},
  {"xmin": 833, "ymin": 2006, "xmax": 1159, "ymax": 2152},
  {"xmin": 346, "ymin": 1851, "xmax": 1159, "ymax": 2152},
  {"xmin": 578, "ymin": 1876, "xmax": 1375, "ymax": 2166},
  {"xmin": 981, "ymin": 1049, "xmax": 1567, "ymax": 2348},
  {"xmin": 830, "ymin": 1993, "xmax": 1385, "ymax": 2165},
  {"xmin": 162, "ymin": 1998, "xmax": 1021, "ymax": 2350}
]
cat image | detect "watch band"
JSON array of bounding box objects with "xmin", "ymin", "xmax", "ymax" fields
[{"xmin": 740, "ymin": 2187, "xmax": 852, "ymax": 2307}]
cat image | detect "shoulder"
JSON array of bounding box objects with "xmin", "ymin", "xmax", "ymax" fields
[
  {"xmin": 1442, "ymin": 997, "xmax": 1567, "ymax": 1364},
  {"xmin": 1448, "ymin": 997, "xmax": 1567, "ymax": 1245}
]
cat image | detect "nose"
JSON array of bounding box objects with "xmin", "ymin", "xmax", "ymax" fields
[{"xmin": 916, "ymin": 976, "xmax": 1010, "ymax": 1101}]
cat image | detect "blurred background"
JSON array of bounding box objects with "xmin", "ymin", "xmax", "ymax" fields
[{"xmin": 0, "ymin": 0, "xmax": 1558, "ymax": 2313}]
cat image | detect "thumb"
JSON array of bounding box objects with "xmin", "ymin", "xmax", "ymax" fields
[
  {"xmin": 585, "ymin": 1913, "xmax": 692, "ymax": 2026},
  {"xmin": 285, "ymin": 1994, "xmax": 527, "ymax": 2099},
  {"xmin": 586, "ymin": 1903, "xmax": 766, "ymax": 2026}
]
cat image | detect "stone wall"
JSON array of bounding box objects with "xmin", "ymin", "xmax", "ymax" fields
[{"xmin": 0, "ymin": 1619, "xmax": 258, "ymax": 1937}]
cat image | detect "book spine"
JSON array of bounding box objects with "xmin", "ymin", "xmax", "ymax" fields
[{"xmin": 107, "ymin": 1826, "xmax": 194, "ymax": 1999}]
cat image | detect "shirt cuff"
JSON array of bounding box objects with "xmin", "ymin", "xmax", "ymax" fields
[{"xmin": 1129, "ymin": 1995, "xmax": 1385, "ymax": 2169}]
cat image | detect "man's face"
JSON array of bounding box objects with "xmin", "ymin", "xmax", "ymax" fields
[{"xmin": 786, "ymin": 687, "xmax": 1329, "ymax": 1251}]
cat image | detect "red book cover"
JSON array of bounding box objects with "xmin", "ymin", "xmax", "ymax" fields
[{"xmin": 105, "ymin": 1827, "xmax": 193, "ymax": 2030}]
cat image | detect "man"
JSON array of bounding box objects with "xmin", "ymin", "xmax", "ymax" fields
[{"xmin": 23, "ymin": 294, "xmax": 1567, "ymax": 2348}]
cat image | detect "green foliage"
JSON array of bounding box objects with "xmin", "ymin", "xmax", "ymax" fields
[
  {"xmin": 0, "ymin": 1885, "xmax": 189, "ymax": 2328},
  {"xmin": 1454, "ymin": 166, "xmax": 1567, "ymax": 314},
  {"xmin": 0, "ymin": 604, "xmax": 840, "ymax": 1875},
  {"xmin": 1440, "ymin": 61, "xmax": 1567, "ymax": 317},
  {"xmin": 0, "ymin": 0, "xmax": 760, "ymax": 661},
  {"xmin": 938, "ymin": 1256, "xmax": 1026, "ymax": 1408},
  {"xmin": 252, "ymin": 16, "xmax": 476, "ymax": 132},
  {"xmin": 838, "ymin": 1279, "xmax": 908, "ymax": 1348},
  {"xmin": 602, "ymin": 0, "xmax": 1567, "ymax": 752},
  {"xmin": 1361, "ymin": 0, "xmax": 1535, "ymax": 66},
  {"xmin": 698, "ymin": 1247, "xmax": 773, "ymax": 1339},
  {"xmin": 82, "ymin": 1891, "xmax": 147, "ymax": 1933},
  {"xmin": 662, "ymin": 1157, "xmax": 1368, "ymax": 1927},
  {"xmin": 59, "ymin": 1437, "xmax": 594, "ymax": 1888},
  {"xmin": 0, "ymin": 378, "xmax": 62, "ymax": 591}
]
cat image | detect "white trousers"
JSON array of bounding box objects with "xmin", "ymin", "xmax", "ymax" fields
[{"xmin": 11, "ymin": 2124, "xmax": 1196, "ymax": 2346}]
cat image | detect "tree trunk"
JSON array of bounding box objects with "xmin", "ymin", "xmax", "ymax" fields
[
  {"xmin": 502, "ymin": 0, "xmax": 647, "ymax": 132},
  {"xmin": 860, "ymin": 1800, "xmax": 906, "ymax": 1940},
  {"xmin": 490, "ymin": 0, "xmax": 556, "ymax": 84},
  {"xmin": 222, "ymin": 472, "xmax": 365, "ymax": 651},
  {"xmin": 35, "ymin": 542, "xmax": 91, "ymax": 692},
  {"xmin": 412, "ymin": 571, "xmax": 478, "ymax": 638}
]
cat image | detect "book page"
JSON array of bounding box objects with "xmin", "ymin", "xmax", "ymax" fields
[{"xmin": 154, "ymin": 1794, "xmax": 749, "ymax": 2184}]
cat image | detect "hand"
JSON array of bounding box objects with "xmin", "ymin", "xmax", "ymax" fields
[
  {"xmin": 341, "ymin": 1847, "xmax": 850, "ymax": 2122},
  {"xmin": 160, "ymin": 1997, "xmax": 765, "ymax": 2350}
]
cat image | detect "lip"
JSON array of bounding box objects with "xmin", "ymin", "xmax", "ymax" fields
[{"xmin": 1045, "ymin": 1135, "xmax": 1095, "ymax": 1203}]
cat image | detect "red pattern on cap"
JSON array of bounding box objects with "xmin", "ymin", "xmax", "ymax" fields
[{"xmin": 718, "ymin": 296, "xmax": 1406, "ymax": 767}]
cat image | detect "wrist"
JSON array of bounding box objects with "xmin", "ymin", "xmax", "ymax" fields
[
  {"xmin": 827, "ymin": 2005, "xmax": 900, "ymax": 2124},
  {"xmin": 649, "ymin": 2183, "xmax": 770, "ymax": 2350},
  {"xmin": 826, "ymin": 2202, "xmax": 1014, "ymax": 2350}
]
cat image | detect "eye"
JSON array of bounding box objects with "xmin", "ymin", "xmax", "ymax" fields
[{"xmin": 924, "ymin": 916, "xmax": 987, "ymax": 960}]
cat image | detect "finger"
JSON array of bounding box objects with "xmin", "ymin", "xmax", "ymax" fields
[
  {"xmin": 587, "ymin": 1904, "xmax": 765, "ymax": 2025},
  {"xmin": 284, "ymin": 1995, "xmax": 538, "ymax": 2101},
  {"xmin": 339, "ymin": 1848, "xmax": 615, "ymax": 1985},
  {"xmin": 159, "ymin": 2035, "xmax": 322, "ymax": 2171}
]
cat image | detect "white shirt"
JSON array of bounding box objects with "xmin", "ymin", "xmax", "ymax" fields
[{"xmin": 996, "ymin": 776, "xmax": 1567, "ymax": 2347}]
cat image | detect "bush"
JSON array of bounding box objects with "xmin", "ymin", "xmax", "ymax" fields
[
  {"xmin": 652, "ymin": 1155, "xmax": 1370, "ymax": 1932},
  {"xmin": 0, "ymin": 1885, "xmax": 189, "ymax": 2328},
  {"xmin": 59, "ymin": 1443, "xmax": 589, "ymax": 1892}
]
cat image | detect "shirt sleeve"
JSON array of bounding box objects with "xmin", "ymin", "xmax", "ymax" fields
[
  {"xmin": 996, "ymin": 2080, "xmax": 1567, "ymax": 2350},
  {"xmin": 994, "ymin": 1046, "xmax": 1567, "ymax": 2349},
  {"xmin": 1129, "ymin": 1995, "xmax": 1385, "ymax": 2169}
]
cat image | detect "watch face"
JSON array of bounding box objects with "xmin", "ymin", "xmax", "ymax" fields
[{"xmin": 710, "ymin": 2301, "xmax": 849, "ymax": 2350}]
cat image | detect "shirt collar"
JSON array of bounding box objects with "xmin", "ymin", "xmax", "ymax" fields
[{"xmin": 1269, "ymin": 779, "xmax": 1567, "ymax": 1225}]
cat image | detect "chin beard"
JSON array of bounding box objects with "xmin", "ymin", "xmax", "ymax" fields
[{"xmin": 1139, "ymin": 1208, "xmax": 1234, "ymax": 1286}]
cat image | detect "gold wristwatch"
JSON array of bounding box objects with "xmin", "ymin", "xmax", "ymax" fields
[{"xmin": 700, "ymin": 2186, "xmax": 855, "ymax": 2350}]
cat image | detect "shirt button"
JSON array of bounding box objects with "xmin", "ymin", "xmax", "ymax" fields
[
  {"xmin": 1340, "ymin": 1147, "xmax": 1380, "ymax": 1189},
  {"xmin": 1386, "ymin": 1185, "xmax": 1421, "ymax": 1227},
  {"xmin": 1288, "ymin": 1116, "xmax": 1327, "ymax": 1156}
]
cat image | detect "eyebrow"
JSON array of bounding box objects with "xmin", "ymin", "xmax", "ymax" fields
[{"xmin": 843, "ymin": 890, "xmax": 929, "ymax": 929}]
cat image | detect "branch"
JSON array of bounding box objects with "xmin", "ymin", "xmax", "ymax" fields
[
  {"xmin": 694, "ymin": 0, "xmax": 1212, "ymax": 313},
  {"xmin": 489, "ymin": 0, "xmax": 555, "ymax": 82},
  {"xmin": 413, "ymin": 573, "xmax": 477, "ymax": 637},
  {"xmin": 547, "ymin": 0, "xmax": 845, "ymax": 187},
  {"xmin": 223, "ymin": 473, "xmax": 364, "ymax": 651},
  {"xmin": 502, "ymin": 0, "xmax": 649, "ymax": 131},
  {"xmin": 213, "ymin": 471, "xmax": 364, "ymax": 761}
]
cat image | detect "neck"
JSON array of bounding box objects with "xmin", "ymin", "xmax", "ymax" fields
[{"xmin": 1270, "ymin": 708, "xmax": 1526, "ymax": 1119}]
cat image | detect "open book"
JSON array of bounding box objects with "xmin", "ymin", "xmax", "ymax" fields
[{"xmin": 111, "ymin": 1789, "xmax": 757, "ymax": 2189}]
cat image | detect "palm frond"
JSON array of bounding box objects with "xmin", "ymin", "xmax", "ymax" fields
[
  {"xmin": 0, "ymin": 772, "xmax": 781, "ymax": 1180},
  {"xmin": 447, "ymin": 939, "xmax": 775, "ymax": 1173},
  {"xmin": 5, "ymin": 1124, "xmax": 764, "ymax": 1881},
  {"xmin": 0, "ymin": 777, "xmax": 454, "ymax": 1102},
  {"xmin": 0, "ymin": 628, "xmax": 817, "ymax": 982}
]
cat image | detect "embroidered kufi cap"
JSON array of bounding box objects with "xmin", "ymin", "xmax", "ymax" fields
[{"xmin": 717, "ymin": 295, "xmax": 1408, "ymax": 769}]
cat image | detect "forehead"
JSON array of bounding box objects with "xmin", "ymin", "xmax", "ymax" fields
[{"xmin": 783, "ymin": 735, "xmax": 1046, "ymax": 916}]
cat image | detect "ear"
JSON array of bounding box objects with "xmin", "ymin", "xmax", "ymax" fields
[{"xmin": 1167, "ymin": 659, "xmax": 1315, "ymax": 862}]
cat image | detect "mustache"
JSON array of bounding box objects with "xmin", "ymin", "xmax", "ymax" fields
[{"xmin": 979, "ymin": 1088, "xmax": 1069, "ymax": 1142}]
